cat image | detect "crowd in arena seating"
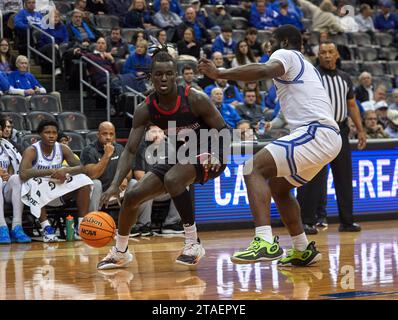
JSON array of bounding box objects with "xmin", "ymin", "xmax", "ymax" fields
[{"xmin": 0, "ymin": 0, "xmax": 398, "ymax": 242}]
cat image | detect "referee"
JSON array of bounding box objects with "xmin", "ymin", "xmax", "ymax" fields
[{"xmin": 297, "ymin": 41, "xmax": 367, "ymax": 234}]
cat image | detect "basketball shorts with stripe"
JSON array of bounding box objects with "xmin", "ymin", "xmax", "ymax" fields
[{"xmin": 265, "ymin": 122, "xmax": 342, "ymax": 187}]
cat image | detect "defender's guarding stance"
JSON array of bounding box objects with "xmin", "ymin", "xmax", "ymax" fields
[{"xmin": 199, "ymin": 25, "xmax": 342, "ymax": 266}]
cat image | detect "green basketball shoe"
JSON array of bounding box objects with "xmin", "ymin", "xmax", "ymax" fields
[
  {"xmin": 231, "ymin": 236, "xmax": 284, "ymax": 263},
  {"xmin": 277, "ymin": 241, "xmax": 322, "ymax": 267}
]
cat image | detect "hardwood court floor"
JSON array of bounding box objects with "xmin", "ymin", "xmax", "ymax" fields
[{"xmin": 1, "ymin": 220, "xmax": 398, "ymax": 300}]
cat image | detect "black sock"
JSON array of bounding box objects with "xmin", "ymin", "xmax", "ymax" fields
[{"xmin": 172, "ymin": 189, "xmax": 195, "ymax": 226}]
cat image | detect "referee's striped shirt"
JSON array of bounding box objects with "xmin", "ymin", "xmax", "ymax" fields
[{"xmin": 317, "ymin": 66, "xmax": 355, "ymax": 123}]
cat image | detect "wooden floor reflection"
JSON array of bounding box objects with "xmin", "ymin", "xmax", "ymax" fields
[{"xmin": 1, "ymin": 220, "xmax": 398, "ymax": 300}]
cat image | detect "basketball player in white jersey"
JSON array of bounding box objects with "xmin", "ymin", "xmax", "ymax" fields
[
  {"xmin": 0, "ymin": 124, "xmax": 31, "ymax": 244},
  {"xmin": 199, "ymin": 25, "xmax": 342, "ymax": 266},
  {"xmin": 19, "ymin": 120, "xmax": 91, "ymax": 242}
]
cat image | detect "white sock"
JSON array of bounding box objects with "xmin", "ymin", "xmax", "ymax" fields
[
  {"xmin": 78, "ymin": 217, "xmax": 84, "ymax": 230},
  {"xmin": 255, "ymin": 225, "xmax": 273, "ymax": 243},
  {"xmin": 40, "ymin": 220, "xmax": 51, "ymax": 230},
  {"xmin": 292, "ymin": 233, "xmax": 309, "ymax": 251},
  {"xmin": 115, "ymin": 233, "xmax": 129, "ymax": 252},
  {"xmin": 184, "ymin": 223, "xmax": 198, "ymax": 245},
  {"xmin": 12, "ymin": 221, "xmax": 22, "ymax": 230}
]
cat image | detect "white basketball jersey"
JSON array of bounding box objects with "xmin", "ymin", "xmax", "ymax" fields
[
  {"xmin": 32, "ymin": 141, "xmax": 63, "ymax": 170},
  {"xmin": 269, "ymin": 49, "xmax": 337, "ymax": 130},
  {"xmin": 0, "ymin": 146, "xmax": 11, "ymax": 170}
]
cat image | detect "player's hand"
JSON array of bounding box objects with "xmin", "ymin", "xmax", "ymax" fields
[
  {"xmin": 198, "ymin": 153, "xmax": 221, "ymax": 173},
  {"xmin": 265, "ymin": 122, "xmax": 272, "ymax": 132},
  {"xmin": 104, "ymin": 142, "xmax": 115, "ymax": 158},
  {"xmin": 198, "ymin": 58, "xmax": 220, "ymax": 80},
  {"xmin": 119, "ymin": 178, "xmax": 128, "ymax": 192},
  {"xmin": 100, "ymin": 184, "xmax": 120, "ymax": 209},
  {"xmin": 51, "ymin": 168, "xmax": 69, "ymax": 183},
  {"xmin": 0, "ymin": 169, "xmax": 10, "ymax": 182},
  {"xmin": 357, "ymin": 131, "xmax": 367, "ymax": 150},
  {"xmin": 24, "ymin": 89, "xmax": 35, "ymax": 95}
]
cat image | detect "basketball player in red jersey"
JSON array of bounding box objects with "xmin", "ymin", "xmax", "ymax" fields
[{"xmin": 97, "ymin": 46, "xmax": 229, "ymax": 270}]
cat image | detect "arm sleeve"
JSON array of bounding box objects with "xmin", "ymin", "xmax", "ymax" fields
[{"xmin": 268, "ymin": 49, "xmax": 293, "ymax": 77}]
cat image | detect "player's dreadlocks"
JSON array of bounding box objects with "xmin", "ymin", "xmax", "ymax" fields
[{"xmin": 150, "ymin": 44, "xmax": 177, "ymax": 73}]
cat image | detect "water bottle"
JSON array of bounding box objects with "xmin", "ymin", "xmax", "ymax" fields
[{"xmin": 66, "ymin": 215, "xmax": 74, "ymax": 242}]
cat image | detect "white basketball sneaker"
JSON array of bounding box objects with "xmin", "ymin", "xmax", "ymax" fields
[
  {"xmin": 97, "ymin": 246, "xmax": 133, "ymax": 270},
  {"xmin": 175, "ymin": 239, "xmax": 205, "ymax": 266}
]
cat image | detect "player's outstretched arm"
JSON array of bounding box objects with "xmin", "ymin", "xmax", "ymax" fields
[
  {"xmin": 99, "ymin": 102, "xmax": 150, "ymax": 208},
  {"xmin": 198, "ymin": 57, "xmax": 285, "ymax": 82}
]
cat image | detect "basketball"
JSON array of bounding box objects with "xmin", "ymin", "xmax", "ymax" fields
[{"xmin": 79, "ymin": 212, "xmax": 116, "ymax": 248}]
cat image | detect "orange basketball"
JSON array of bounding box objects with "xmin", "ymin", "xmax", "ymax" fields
[{"xmin": 79, "ymin": 211, "xmax": 116, "ymax": 248}]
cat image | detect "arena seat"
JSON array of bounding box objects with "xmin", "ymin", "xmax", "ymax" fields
[
  {"xmin": 356, "ymin": 47, "xmax": 378, "ymax": 61},
  {"xmin": 232, "ymin": 17, "xmax": 248, "ymax": 30},
  {"xmin": 387, "ymin": 61, "xmax": 398, "ymax": 75},
  {"xmin": 29, "ymin": 94, "xmax": 61, "ymax": 114},
  {"xmin": 379, "ymin": 47, "xmax": 398, "ymax": 61},
  {"xmin": 25, "ymin": 111, "xmax": 57, "ymax": 132},
  {"xmin": 257, "ymin": 30, "xmax": 272, "ymax": 44},
  {"xmin": 360, "ymin": 62, "xmax": 386, "ymax": 77},
  {"xmin": 19, "ymin": 133, "xmax": 41, "ymax": 151},
  {"xmin": 122, "ymin": 28, "xmax": 142, "ymax": 43},
  {"xmin": 351, "ymin": 32, "xmax": 373, "ymax": 47},
  {"xmin": 232, "ymin": 30, "xmax": 245, "ymax": 42},
  {"xmin": 375, "ymin": 32, "xmax": 393, "ymax": 47},
  {"xmin": 340, "ymin": 60, "xmax": 360, "ymax": 76},
  {"xmin": 63, "ymin": 131, "xmax": 86, "ymax": 153},
  {"xmin": 54, "ymin": 1, "xmax": 72, "ymax": 14},
  {"xmin": 85, "ymin": 131, "xmax": 98, "ymax": 145},
  {"xmin": 0, "ymin": 95, "xmax": 29, "ymax": 114},
  {"xmin": 57, "ymin": 112, "xmax": 89, "ymax": 133},
  {"xmin": 95, "ymin": 15, "xmax": 120, "ymax": 28}
]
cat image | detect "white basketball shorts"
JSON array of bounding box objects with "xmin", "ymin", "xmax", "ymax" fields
[{"xmin": 265, "ymin": 121, "xmax": 342, "ymax": 187}]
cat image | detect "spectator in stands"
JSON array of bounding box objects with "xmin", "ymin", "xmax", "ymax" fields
[
  {"xmin": 57, "ymin": 131, "xmax": 80, "ymax": 167},
  {"xmin": 123, "ymin": 39, "xmax": 151, "ymax": 77},
  {"xmin": 237, "ymin": 0, "xmax": 253, "ymax": 21},
  {"xmin": 0, "ymin": 38, "xmax": 17, "ymax": 73},
  {"xmin": 66, "ymin": 9, "xmax": 101, "ymax": 44},
  {"xmin": 153, "ymin": 0, "xmax": 183, "ymax": 42},
  {"xmin": 209, "ymin": 2, "xmax": 233, "ymax": 30},
  {"xmin": 389, "ymin": 88, "xmax": 398, "ymax": 110},
  {"xmin": 70, "ymin": 0, "xmax": 96, "ymax": 27},
  {"xmin": 0, "ymin": 71, "xmax": 10, "ymax": 95},
  {"xmin": 198, "ymin": 51, "xmax": 225, "ymax": 88},
  {"xmin": 355, "ymin": 71, "xmax": 374, "ymax": 103},
  {"xmin": 177, "ymin": 27, "xmax": 201, "ymax": 59},
  {"xmin": 14, "ymin": 0, "xmax": 43, "ymax": 54},
  {"xmin": 236, "ymin": 88, "xmax": 264, "ymax": 128},
  {"xmin": 205, "ymin": 74, "xmax": 243, "ymax": 107},
  {"xmin": 210, "ymin": 87, "xmax": 241, "ymax": 128},
  {"xmin": 375, "ymin": 100, "xmax": 390, "ymax": 128},
  {"xmin": 153, "ymin": 0, "xmax": 183, "ymax": 17},
  {"xmin": 231, "ymin": 40, "xmax": 256, "ymax": 88},
  {"xmin": 259, "ymin": 41, "xmax": 270, "ymax": 63},
  {"xmin": 347, "ymin": 117, "xmax": 358, "ymax": 139},
  {"xmin": 19, "ymin": 120, "xmax": 92, "ymax": 242},
  {"xmin": 297, "ymin": 0, "xmax": 344, "ymax": 33},
  {"xmin": 211, "ymin": 24, "xmax": 236, "ymax": 64},
  {"xmin": 338, "ymin": 3, "xmax": 359, "ymax": 33},
  {"xmin": 374, "ymin": 0, "xmax": 398, "ymax": 32},
  {"xmin": 8, "ymin": 55, "xmax": 46, "ymax": 96},
  {"xmin": 0, "ymin": 0, "xmax": 23, "ymax": 39},
  {"xmin": 237, "ymin": 119, "xmax": 256, "ymax": 141},
  {"xmin": 278, "ymin": 0, "xmax": 304, "ymax": 30},
  {"xmin": 361, "ymin": 84, "xmax": 387, "ymax": 111},
  {"xmin": 250, "ymin": 0, "xmax": 281, "ymax": 30},
  {"xmin": 124, "ymin": 0, "xmax": 154, "ymax": 29},
  {"xmin": 106, "ymin": 27, "xmax": 130, "ymax": 60},
  {"xmin": 107, "ymin": 0, "xmax": 131, "ymax": 24},
  {"xmin": 37, "ymin": 9, "xmax": 68, "ymax": 76},
  {"xmin": 190, "ymin": 0, "xmax": 216, "ymax": 30},
  {"xmin": 155, "ymin": 29, "xmax": 167, "ymax": 46},
  {"xmin": 363, "ymin": 110, "xmax": 390, "ymax": 138},
  {"xmin": 128, "ymin": 30, "xmax": 146, "ymax": 53},
  {"xmin": 86, "ymin": 0, "xmax": 108, "ymax": 15},
  {"xmin": 244, "ymin": 81, "xmax": 268, "ymax": 112},
  {"xmin": 245, "ymin": 28, "xmax": 262, "ymax": 60},
  {"xmin": 385, "ymin": 109, "xmax": 398, "ymax": 138},
  {"xmin": 177, "ymin": 6, "xmax": 211, "ymax": 46},
  {"xmin": 355, "ymin": 4, "xmax": 376, "ymax": 34},
  {"xmin": 153, "ymin": 0, "xmax": 182, "ymax": 42},
  {"xmin": 179, "ymin": 64, "xmax": 201, "ymax": 90},
  {"xmin": 130, "ymin": 125, "xmax": 183, "ymax": 236},
  {"xmin": 0, "ymin": 122, "xmax": 31, "ymax": 244},
  {"xmin": 81, "ymin": 121, "xmax": 128, "ymax": 212}
]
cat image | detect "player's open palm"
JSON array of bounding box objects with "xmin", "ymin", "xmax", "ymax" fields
[{"xmin": 198, "ymin": 58, "xmax": 219, "ymax": 80}]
